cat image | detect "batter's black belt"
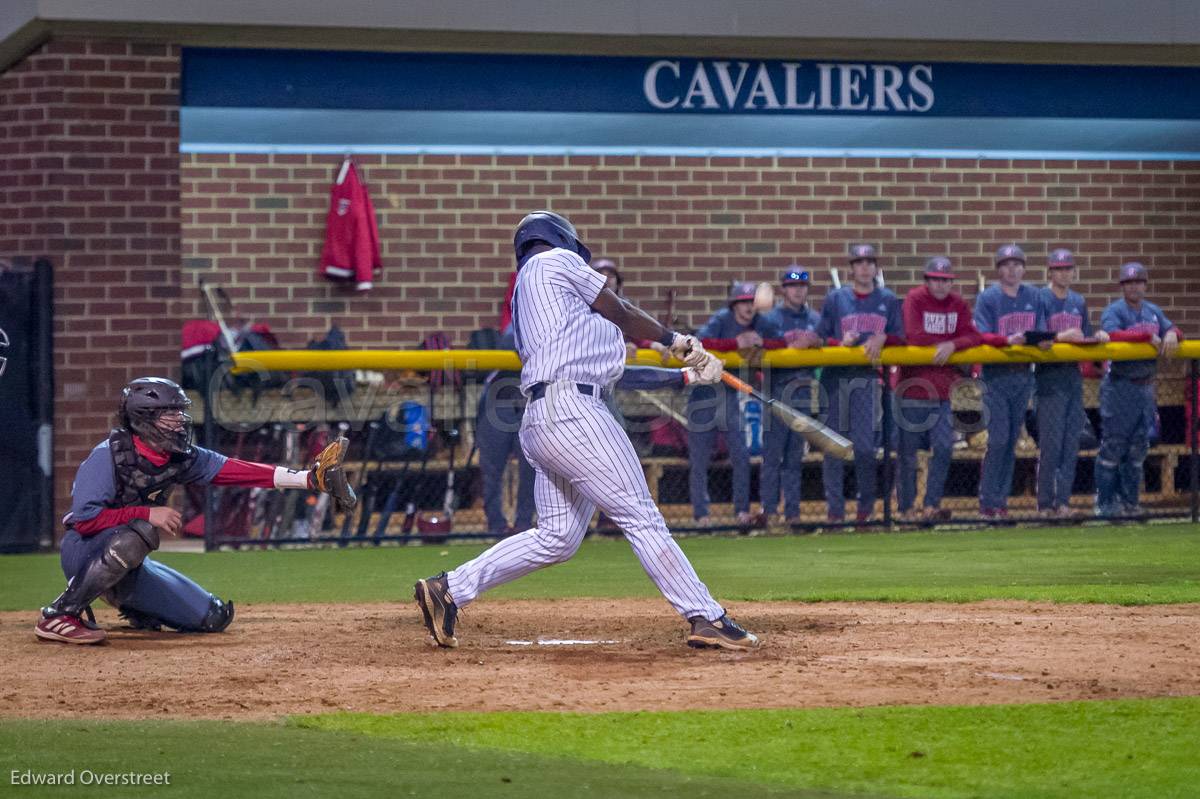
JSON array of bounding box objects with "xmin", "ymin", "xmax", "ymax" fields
[
  {"xmin": 528, "ymin": 382, "xmax": 606, "ymax": 402},
  {"xmin": 1110, "ymin": 375, "xmax": 1155, "ymax": 386}
]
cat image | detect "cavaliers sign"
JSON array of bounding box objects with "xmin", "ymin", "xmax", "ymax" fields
[{"xmin": 643, "ymin": 60, "xmax": 933, "ymax": 112}]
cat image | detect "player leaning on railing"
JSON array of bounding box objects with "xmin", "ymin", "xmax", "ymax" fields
[
  {"xmin": 1094, "ymin": 263, "xmax": 1182, "ymax": 517},
  {"xmin": 35, "ymin": 377, "xmax": 355, "ymax": 645}
]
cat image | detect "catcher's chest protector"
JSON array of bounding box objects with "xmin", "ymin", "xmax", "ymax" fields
[{"xmin": 108, "ymin": 429, "xmax": 197, "ymax": 507}]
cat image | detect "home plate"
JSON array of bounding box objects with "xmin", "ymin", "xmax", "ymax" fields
[{"xmin": 505, "ymin": 639, "xmax": 619, "ymax": 646}]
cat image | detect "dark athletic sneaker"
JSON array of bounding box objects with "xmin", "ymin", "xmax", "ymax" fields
[
  {"xmin": 414, "ymin": 572, "xmax": 459, "ymax": 648},
  {"xmin": 686, "ymin": 614, "xmax": 760, "ymax": 651}
]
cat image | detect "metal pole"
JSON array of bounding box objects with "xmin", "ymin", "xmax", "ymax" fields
[
  {"xmin": 1190, "ymin": 359, "xmax": 1198, "ymax": 524},
  {"xmin": 203, "ymin": 346, "xmax": 218, "ymax": 551},
  {"xmin": 882, "ymin": 373, "xmax": 893, "ymax": 528},
  {"xmin": 33, "ymin": 259, "xmax": 54, "ymax": 550}
]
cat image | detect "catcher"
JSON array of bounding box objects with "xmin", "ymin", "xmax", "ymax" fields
[{"xmin": 35, "ymin": 377, "xmax": 355, "ymax": 645}]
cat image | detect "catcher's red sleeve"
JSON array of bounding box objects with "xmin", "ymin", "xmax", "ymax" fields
[{"xmin": 210, "ymin": 459, "xmax": 278, "ymax": 488}]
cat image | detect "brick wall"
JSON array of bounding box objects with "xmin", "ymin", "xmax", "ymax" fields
[
  {"xmin": 181, "ymin": 153, "xmax": 1200, "ymax": 347},
  {"xmin": 3, "ymin": 34, "xmax": 1199, "ymax": 532},
  {"xmin": 0, "ymin": 38, "xmax": 181, "ymax": 523}
]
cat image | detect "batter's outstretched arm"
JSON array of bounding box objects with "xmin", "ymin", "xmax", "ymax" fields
[{"xmin": 591, "ymin": 288, "xmax": 675, "ymax": 346}]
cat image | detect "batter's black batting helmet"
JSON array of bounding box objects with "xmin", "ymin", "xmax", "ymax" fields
[
  {"xmin": 120, "ymin": 377, "xmax": 193, "ymax": 454},
  {"xmin": 513, "ymin": 211, "xmax": 592, "ymax": 268}
]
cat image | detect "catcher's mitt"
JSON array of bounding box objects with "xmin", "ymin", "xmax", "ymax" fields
[{"xmin": 310, "ymin": 436, "xmax": 356, "ymax": 510}]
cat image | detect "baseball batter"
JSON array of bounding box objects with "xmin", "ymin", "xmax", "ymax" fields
[
  {"xmin": 35, "ymin": 377, "xmax": 354, "ymax": 645},
  {"xmin": 415, "ymin": 211, "xmax": 759, "ymax": 651},
  {"xmin": 973, "ymin": 244, "xmax": 1046, "ymax": 517},
  {"xmin": 815, "ymin": 244, "xmax": 903, "ymax": 523},
  {"xmin": 1095, "ymin": 262, "xmax": 1181, "ymax": 516},
  {"xmin": 1034, "ymin": 248, "xmax": 1107, "ymax": 517}
]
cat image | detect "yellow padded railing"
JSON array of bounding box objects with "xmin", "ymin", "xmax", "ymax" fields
[{"xmin": 231, "ymin": 340, "xmax": 1200, "ymax": 373}]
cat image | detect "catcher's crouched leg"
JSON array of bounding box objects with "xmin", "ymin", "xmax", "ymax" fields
[
  {"xmin": 106, "ymin": 556, "xmax": 235, "ymax": 633},
  {"xmin": 46, "ymin": 521, "xmax": 156, "ymax": 617},
  {"xmin": 36, "ymin": 521, "xmax": 157, "ymax": 644}
]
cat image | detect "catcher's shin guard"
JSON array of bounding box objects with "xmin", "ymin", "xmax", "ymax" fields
[
  {"xmin": 47, "ymin": 523, "xmax": 155, "ymax": 618},
  {"xmin": 310, "ymin": 436, "xmax": 356, "ymax": 510},
  {"xmin": 198, "ymin": 597, "xmax": 235, "ymax": 632}
]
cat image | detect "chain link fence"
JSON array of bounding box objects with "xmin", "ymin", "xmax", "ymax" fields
[{"xmin": 185, "ymin": 352, "xmax": 1199, "ymax": 549}]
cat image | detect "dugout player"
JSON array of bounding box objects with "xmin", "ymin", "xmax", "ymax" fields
[
  {"xmin": 475, "ymin": 323, "xmax": 536, "ymax": 536},
  {"xmin": 896, "ymin": 257, "xmax": 982, "ymax": 522},
  {"xmin": 688, "ymin": 282, "xmax": 780, "ymax": 527},
  {"xmin": 1034, "ymin": 248, "xmax": 1108, "ymax": 517},
  {"xmin": 1094, "ymin": 262, "xmax": 1181, "ymax": 516},
  {"xmin": 816, "ymin": 244, "xmax": 903, "ymax": 523},
  {"xmin": 973, "ymin": 245, "xmax": 1047, "ymax": 518},
  {"xmin": 415, "ymin": 211, "xmax": 760, "ymax": 651},
  {"xmin": 35, "ymin": 377, "xmax": 354, "ymax": 645},
  {"xmin": 759, "ymin": 267, "xmax": 821, "ymax": 526}
]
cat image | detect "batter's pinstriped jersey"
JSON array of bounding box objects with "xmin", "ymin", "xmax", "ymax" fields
[{"xmin": 512, "ymin": 248, "xmax": 625, "ymax": 393}]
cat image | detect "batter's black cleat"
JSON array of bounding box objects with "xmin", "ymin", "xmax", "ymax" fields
[
  {"xmin": 687, "ymin": 614, "xmax": 760, "ymax": 651},
  {"xmin": 414, "ymin": 572, "xmax": 459, "ymax": 648}
]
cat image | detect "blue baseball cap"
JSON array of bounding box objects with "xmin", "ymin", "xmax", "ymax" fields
[
  {"xmin": 923, "ymin": 256, "xmax": 956, "ymax": 279},
  {"xmin": 1048, "ymin": 248, "xmax": 1075, "ymax": 268},
  {"xmin": 848, "ymin": 243, "xmax": 878, "ymax": 263},
  {"xmin": 781, "ymin": 267, "xmax": 810, "ymax": 285},
  {"xmin": 1118, "ymin": 262, "xmax": 1148, "ymax": 283},
  {"xmin": 995, "ymin": 244, "xmax": 1026, "ymax": 266}
]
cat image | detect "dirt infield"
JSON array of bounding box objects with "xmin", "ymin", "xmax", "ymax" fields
[{"xmin": 2, "ymin": 599, "xmax": 1197, "ymax": 720}]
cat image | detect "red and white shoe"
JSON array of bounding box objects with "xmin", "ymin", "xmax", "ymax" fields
[{"xmin": 35, "ymin": 613, "xmax": 106, "ymax": 645}]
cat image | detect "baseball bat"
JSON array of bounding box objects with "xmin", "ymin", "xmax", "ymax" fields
[
  {"xmin": 830, "ymin": 267, "xmax": 842, "ymax": 290},
  {"xmin": 401, "ymin": 433, "xmax": 433, "ymax": 535},
  {"xmin": 719, "ymin": 372, "xmax": 853, "ymax": 461},
  {"xmin": 199, "ymin": 278, "xmax": 239, "ymax": 355},
  {"xmin": 635, "ymin": 390, "xmax": 688, "ymax": 427},
  {"xmin": 977, "ymin": 271, "xmax": 986, "ymax": 295}
]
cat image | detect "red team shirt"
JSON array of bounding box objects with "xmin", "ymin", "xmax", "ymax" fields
[{"xmin": 899, "ymin": 285, "xmax": 982, "ymax": 400}]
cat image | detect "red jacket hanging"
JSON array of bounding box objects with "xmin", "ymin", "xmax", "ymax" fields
[{"xmin": 320, "ymin": 158, "xmax": 382, "ymax": 291}]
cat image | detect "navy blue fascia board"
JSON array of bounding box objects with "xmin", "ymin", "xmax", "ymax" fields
[{"xmin": 181, "ymin": 47, "xmax": 1200, "ymax": 120}]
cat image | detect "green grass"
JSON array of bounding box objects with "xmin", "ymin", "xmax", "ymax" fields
[
  {"xmin": 297, "ymin": 699, "xmax": 1200, "ymax": 799},
  {"xmin": 0, "ymin": 719, "xmax": 811, "ymax": 799},
  {"xmin": 2, "ymin": 524, "xmax": 1198, "ymax": 611},
  {"xmin": 3, "ymin": 699, "xmax": 1197, "ymax": 798}
]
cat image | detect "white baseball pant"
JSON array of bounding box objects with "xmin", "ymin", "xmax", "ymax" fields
[{"xmin": 446, "ymin": 380, "xmax": 725, "ymax": 621}]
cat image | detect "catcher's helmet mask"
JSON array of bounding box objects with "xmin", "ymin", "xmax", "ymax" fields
[
  {"xmin": 120, "ymin": 377, "xmax": 194, "ymax": 454},
  {"xmin": 513, "ymin": 211, "xmax": 592, "ymax": 268}
]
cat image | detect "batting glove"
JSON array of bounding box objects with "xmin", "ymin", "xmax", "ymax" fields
[
  {"xmin": 668, "ymin": 333, "xmax": 708, "ymax": 368},
  {"xmin": 682, "ymin": 352, "xmax": 725, "ymax": 385}
]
